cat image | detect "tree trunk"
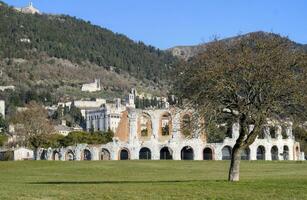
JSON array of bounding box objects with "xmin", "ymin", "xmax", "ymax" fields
[
  {"xmin": 34, "ymin": 148, "xmax": 38, "ymax": 160},
  {"xmin": 228, "ymin": 145, "xmax": 241, "ymax": 182}
]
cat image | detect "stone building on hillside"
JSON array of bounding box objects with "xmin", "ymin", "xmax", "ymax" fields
[
  {"xmin": 14, "ymin": 2, "xmax": 40, "ymax": 15},
  {"xmin": 81, "ymin": 79, "xmax": 101, "ymax": 92},
  {"xmin": 85, "ymin": 98, "xmax": 125, "ymax": 133},
  {"xmin": 58, "ymin": 98, "xmax": 106, "ymax": 117}
]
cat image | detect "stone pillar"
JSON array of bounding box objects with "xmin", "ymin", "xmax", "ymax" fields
[
  {"xmin": 265, "ymin": 145, "xmax": 271, "ymax": 160},
  {"xmin": 151, "ymin": 144, "xmax": 160, "ymax": 160},
  {"xmin": 249, "ymin": 146, "xmax": 257, "ymax": 160},
  {"xmin": 92, "ymin": 147, "xmax": 99, "ymax": 160},
  {"xmin": 276, "ymin": 125, "xmax": 282, "ymax": 140},
  {"xmin": 172, "ymin": 146, "xmax": 181, "ymax": 160},
  {"xmin": 172, "ymin": 113, "xmax": 181, "ymax": 139},
  {"xmin": 152, "ymin": 113, "xmax": 159, "ymax": 140},
  {"xmin": 194, "ymin": 143, "xmax": 202, "ymax": 160},
  {"xmin": 128, "ymin": 110, "xmax": 137, "ymax": 144}
]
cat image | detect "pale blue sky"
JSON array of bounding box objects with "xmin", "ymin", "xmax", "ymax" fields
[{"xmin": 4, "ymin": 0, "xmax": 307, "ymax": 49}]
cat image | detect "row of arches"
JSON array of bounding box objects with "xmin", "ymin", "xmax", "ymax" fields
[
  {"xmin": 119, "ymin": 146, "xmax": 213, "ymax": 160},
  {"xmin": 49, "ymin": 145, "xmax": 294, "ymax": 161},
  {"xmin": 221, "ymin": 145, "xmax": 290, "ymax": 160}
]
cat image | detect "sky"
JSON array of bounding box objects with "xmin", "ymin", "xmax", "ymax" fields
[{"xmin": 4, "ymin": 0, "xmax": 307, "ymax": 49}]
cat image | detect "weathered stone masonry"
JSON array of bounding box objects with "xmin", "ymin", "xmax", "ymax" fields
[{"xmin": 39, "ymin": 107, "xmax": 304, "ymax": 161}]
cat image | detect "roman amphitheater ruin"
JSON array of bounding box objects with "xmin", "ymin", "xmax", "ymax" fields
[{"xmin": 38, "ymin": 104, "xmax": 304, "ymax": 161}]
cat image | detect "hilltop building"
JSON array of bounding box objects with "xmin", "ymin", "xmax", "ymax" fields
[{"xmin": 14, "ymin": 2, "xmax": 40, "ymax": 15}]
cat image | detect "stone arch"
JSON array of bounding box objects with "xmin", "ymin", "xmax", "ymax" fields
[
  {"xmin": 222, "ymin": 146, "xmax": 232, "ymax": 160},
  {"xmin": 241, "ymin": 148, "xmax": 250, "ymax": 160},
  {"xmin": 270, "ymin": 126, "xmax": 277, "ymax": 138},
  {"xmin": 65, "ymin": 150, "xmax": 75, "ymax": 161},
  {"xmin": 52, "ymin": 150, "xmax": 60, "ymax": 161},
  {"xmin": 139, "ymin": 147, "xmax": 151, "ymax": 160},
  {"xmin": 283, "ymin": 145, "xmax": 289, "ymax": 160},
  {"xmin": 82, "ymin": 149, "xmax": 92, "ymax": 160},
  {"xmin": 181, "ymin": 113, "xmax": 192, "ymax": 137},
  {"xmin": 281, "ymin": 126, "xmax": 288, "ymax": 139},
  {"xmin": 138, "ymin": 112, "xmax": 152, "ymax": 139},
  {"xmin": 258, "ymin": 127, "xmax": 266, "ymax": 139},
  {"xmin": 181, "ymin": 146, "xmax": 194, "ymax": 160},
  {"xmin": 271, "ymin": 146, "xmax": 279, "ymax": 160},
  {"xmin": 159, "ymin": 112, "xmax": 172, "ymax": 138},
  {"xmin": 160, "ymin": 147, "xmax": 173, "ymax": 160},
  {"xmin": 101, "ymin": 148, "xmax": 111, "ymax": 160},
  {"xmin": 203, "ymin": 147, "xmax": 213, "ymax": 160},
  {"xmin": 119, "ymin": 148, "xmax": 130, "ymax": 160},
  {"xmin": 256, "ymin": 145, "xmax": 265, "ymax": 160}
]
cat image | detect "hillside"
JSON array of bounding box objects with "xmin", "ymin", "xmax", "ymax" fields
[
  {"xmin": 0, "ymin": 2, "xmax": 178, "ymax": 105},
  {"xmin": 169, "ymin": 32, "xmax": 307, "ymax": 60}
]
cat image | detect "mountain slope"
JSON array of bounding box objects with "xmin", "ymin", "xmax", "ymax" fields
[
  {"xmin": 0, "ymin": 2, "xmax": 177, "ymax": 83},
  {"xmin": 169, "ymin": 32, "xmax": 307, "ymax": 60},
  {"xmin": 0, "ymin": 2, "xmax": 179, "ymax": 108}
]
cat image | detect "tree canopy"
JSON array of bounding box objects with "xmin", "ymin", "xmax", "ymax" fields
[{"xmin": 174, "ymin": 32, "xmax": 307, "ymax": 181}]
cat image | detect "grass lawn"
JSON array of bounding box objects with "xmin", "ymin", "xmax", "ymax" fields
[{"xmin": 0, "ymin": 161, "xmax": 306, "ymax": 200}]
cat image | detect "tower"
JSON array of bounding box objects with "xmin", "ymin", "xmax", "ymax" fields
[{"xmin": 125, "ymin": 88, "xmax": 135, "ymax": 108}]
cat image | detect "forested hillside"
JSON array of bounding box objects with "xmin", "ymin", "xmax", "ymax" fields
[{"xmin": 0, "ymin": 2, "xmax": 176, "ymax": 82}]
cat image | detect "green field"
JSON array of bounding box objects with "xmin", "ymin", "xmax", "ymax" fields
[{"xmin": 0, "ymin": 161, "xmax": 306, "ymax": 200}]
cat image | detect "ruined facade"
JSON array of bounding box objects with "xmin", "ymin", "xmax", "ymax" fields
[{"xmin": 40, "ymin": 107, "xmax": 304, "ymax": 161}]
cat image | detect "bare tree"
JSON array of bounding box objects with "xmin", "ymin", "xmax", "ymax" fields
[
  {"xmin": 11, "ymin": 101, "xmax": 54, "ymax": 160},
  {"xmin": 174, "ymin": 32, "xmax": 307, "ymax": 181}
]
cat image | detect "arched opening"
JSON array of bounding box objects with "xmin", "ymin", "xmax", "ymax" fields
[
  {"xmin": 203, "ymin": 148, "xmax": 213, "ymax": 160},
  {"xmin": 119, "ymin": 148, "xmax": 130, "ymax": 160},
  {"xmin": 65, "ymin": 150, "xmax": 74, "ymax": 161},
  {"xmin": 222, "ymin": 146, "xmax": 232, "ymax": 160},
  {"xmin": 160, "ymin": 147, "xmax": 173, "ymax": 160},
  {"xmin": 271, "ymin": 146, "xmax": 279, "ymax": 160},
  {"xmin": 52, "ymin": 151, "xmax": 60, "ymax": 161},
  {"xmin": 181, "ymin": 114, "xmax": 192, "ymax": 137},
  {"xmin": 101, "ymin": 148, "xmax": 110, "ymax": 160},
  {"xmin": 258, "ymin": 127, "xmax": 266, "ymax": 139},
  {"xmin": 283, "ymin": 146, "xmax": 289, "ymax": 160},
  {"xmin": 257, "ymin": 146, "xmax": 265, "ymax": 160},
  {"xmin": 270, "ymin": 127, "xmax": 276, "ymax": 138},
  {"xmin": 160, "ymin": 112, "xmax": 172, "ymax": 136},
  {"xmin": 241, "ymin": 148, "xmax": 250, "ymax": 160},
  {"xmin": 181, "ymin": 146, "xmax": 194, "ymax": 160},
  {"xmin": 139, "ymin": 147, "xmax": 151, "ymax": 160},
  {"xmin": 83, "ymin": 149, "xmax": 92, "ymax": 160},
  {"xmin": 138, "ymin": 113, "xmax": 152, "ymax": 138},
  {"xmin": 40, "ymin": 149, "xmax": 47, "ymax": 160}
]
